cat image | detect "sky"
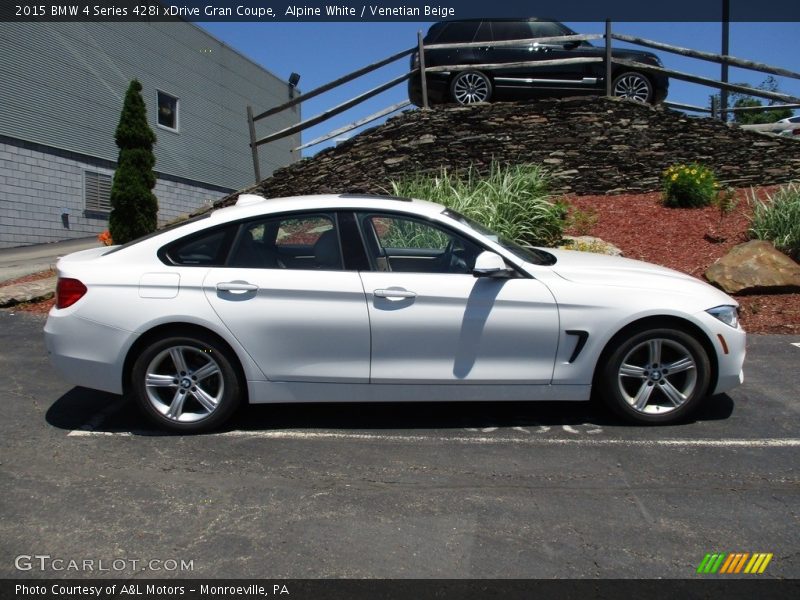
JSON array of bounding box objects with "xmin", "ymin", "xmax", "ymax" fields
[{"xmin": 197, "ymin": 21, "xmax": 800, "ymax": 158}]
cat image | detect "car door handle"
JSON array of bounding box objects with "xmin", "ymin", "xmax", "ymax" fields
[
  {"xmin": 216, "ymin": 281, "xmax": 259, "ymax": 292},
  {"xmin": 374, "ymin": 288, "xmax": 417, "ymax": 299}
]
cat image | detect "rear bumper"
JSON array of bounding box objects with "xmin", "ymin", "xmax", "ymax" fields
[{"xmin": 44, "ymin": 310, "xmax": 132, "ymax": 395}]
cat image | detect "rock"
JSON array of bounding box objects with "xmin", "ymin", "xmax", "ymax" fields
[
  {"xmin": 705, "ymin": 240, "xmax": 800, "ymax": 294},
  {"xmin": 559, "ymin": 236, "xmax": 623, "ymax": 256},
  {"xmin": 0, "ymin": 277, "xmax": 56, "ymax": 307}
]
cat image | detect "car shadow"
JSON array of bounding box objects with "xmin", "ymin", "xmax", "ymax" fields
[{"xmin": 45, "ymin": 386, "xmax": 735, "ymax": 436}]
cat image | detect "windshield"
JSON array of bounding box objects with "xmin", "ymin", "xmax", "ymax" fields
[{"xmin": 443, "ymin": 209, "xmax": 556, "ymax": 266}]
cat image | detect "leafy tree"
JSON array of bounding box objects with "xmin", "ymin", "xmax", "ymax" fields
[
  {"xmin": 108, "ymin": 79, "xmax": 158, "ymax": 244},
  {"xmin": 713, "ymin": 77, "xmax": 793, "ymax": 124}
]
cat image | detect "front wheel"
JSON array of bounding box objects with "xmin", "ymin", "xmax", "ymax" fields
[
  {"xmin": 131, "ymin": 332, "xmax": 243, "ymax": 433},
  {"xmin": 599, "ymin": 327, "xmax": 711, "ymax": 424},
  {"xmin": 450, "ymin": 71, "xmax": 492, "ymax": 105},
  {"xmin": 612, "ymin": 71, "xmax": 654, "ymax": 103}
]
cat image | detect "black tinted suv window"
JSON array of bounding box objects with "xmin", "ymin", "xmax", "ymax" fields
[
  {"xmin": 434, "ymin": 21, "xmax": 480, "ymax": 44},
  {"xmin": 491, "ymin": 21, "xmax": 534, "ymax": 41},
  {"xmin": 529, "ymin": 21, "xmax": 568, "ymax": 38}
]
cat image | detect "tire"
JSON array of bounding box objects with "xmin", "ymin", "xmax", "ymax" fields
[
  {"xmin": 611, "ymin": 71, "xmax": 654, "ymax": 103},
  {"xmin": 131, "ymin": 332, "xmax": 243, "ymax": 433},
  {"xmin": 599, "ymin": 327, "xmax": 711, "ymax": 424},
  {"xmin": 450, "ymin": 70, "xmax": 492, "ymax": 105}
]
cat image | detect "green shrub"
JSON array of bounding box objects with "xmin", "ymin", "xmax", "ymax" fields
[
  {"xmin": 748, "ymin": 182, "xmax": 800, "ymax": 259},
  {"xmin": 661, "ymin": 163, "xmax": 718, "ymax": 208},
  {"xmin": 109, "ymin": 79, "xmax": 158, "ymax": 245},
  {"xmin": 567, "ymin": 206, "xmax": 598, "ymax": 236},
  {"xmin": 390, "ymin": 163, "xmax": 566, "ymax": 247}
]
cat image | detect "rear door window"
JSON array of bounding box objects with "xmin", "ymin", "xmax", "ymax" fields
[
  {"xmin": 434, "ymin": 21, "xmax": 481, "ymax": 44},
  {"xmin": 163, "ymin": 226, "xmax": 235, "ymax": 266},
  {"xmin": 490, "ymin": 21, "xmax": 535, "ymax": 42}
]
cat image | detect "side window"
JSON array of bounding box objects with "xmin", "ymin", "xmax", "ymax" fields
[
  {"xmin": 529, "ymin": 21, "xmax": 565, "ymax": 39},
  {"xmin": 165, "ymin": 227, "xmax": 234, "ymax": 266},
  {"xmin": 474, "ymin": 22, "xmax": 492, "ymax": 43},
  {"xmin": 228, "ymin": 213, "xmax": 342, "ymax": 270},
  {"xmin": 434, "ymin": 21, "xmax": 480, "ymax": 44},
  {"xmin": 361, "ymin": 213, "xmax": 481, "ymax": 275},
  {"xmin": 491, "ymin": 21, "xmax": 535, "ymax": 42}
]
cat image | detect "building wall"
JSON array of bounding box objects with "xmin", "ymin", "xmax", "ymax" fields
[
  {"xmin": 0, "ymin": 21, "xmax": 299, "ymax": 190},
  {"xmin": 0, "ymin": 20, "xmax": 300, "ymax": 247},
  {"xmin": 0, "ymin": 137, "xmax": 230, "ymax": 249}
]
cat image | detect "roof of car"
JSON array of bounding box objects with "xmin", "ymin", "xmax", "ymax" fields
[{"xmin": 208, "ymin": 193, "xmax": 446, "ymax": 224}]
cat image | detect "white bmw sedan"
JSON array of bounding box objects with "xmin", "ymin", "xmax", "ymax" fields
[{"xmin": 45, "ymin": 194, "xmax": 745, "ymax": 432}]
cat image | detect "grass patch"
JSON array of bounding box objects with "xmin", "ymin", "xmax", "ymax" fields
[
  {"xmin": 748, "ymin": 182, "xmax": 800, "ymax": 259},
  {"xmin": 390, "ymin": 163, "xmax": 566, "ymax": 247}
]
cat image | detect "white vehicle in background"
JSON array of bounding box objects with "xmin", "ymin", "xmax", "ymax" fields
[
  {"xmin": 776, "ymin": 115, "xmax": 800, "ymax": 137},
  {"xmin": 44, "ymin": 194, "xmax": 745, "ymax": 433}
]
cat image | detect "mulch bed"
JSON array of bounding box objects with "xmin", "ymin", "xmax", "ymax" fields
[
  {"xmin": 565, "ymin": 187, "xmax": 799, "ymax": 334},
  {"xmin": 8, "ymin": 188, "xmax": 799, "ymax": 333}
]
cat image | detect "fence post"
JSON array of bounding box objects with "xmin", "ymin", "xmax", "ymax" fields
[
  {"xmin": 246, "ymin": 105, "xmax": 262, "ymax": 184},
  {"xmin": 605, "ymin": 20, "xmax": 613, "ymax": 97},
  {"xmin": 417, "ymin": 30, "xmax": 429, "ymax": 110},
  {"xmin": 710, "ymin": 95, "xmax": 719, "ymax": 120}
]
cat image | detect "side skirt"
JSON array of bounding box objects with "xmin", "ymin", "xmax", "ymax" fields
[{"xmin": 247, "ymin": 381, "xmax": 591, "ymax": 404}]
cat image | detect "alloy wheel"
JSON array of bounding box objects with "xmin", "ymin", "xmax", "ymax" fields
[
  {"xmin": 452, "ymin": 72, "xmax": 491, "ymax": 104},
  {"xmin": 613, "ymin": 73, "xmax": 652, "ymax": 103},
  {"xmin": 616, "ymin": 337, "xmax": 697, "ymax": 416},
  {"xmin": 144, "ymin": 345, "xmax": 224, "ymax": 423}
]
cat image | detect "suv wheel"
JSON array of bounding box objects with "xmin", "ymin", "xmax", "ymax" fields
[
  {"xmin": 612, "ymin": 72, "xmax": 653, "ymax": 103},
  {"xmin": 450, "ymin": 71, "xmax": 492, "ymax": 104}
]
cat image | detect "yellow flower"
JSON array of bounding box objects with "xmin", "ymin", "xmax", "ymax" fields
[
  {"xmin": 671, "ymin": 174, "xmax": 678, "ymax": 181},
  {"xmin": 691, "ymin": 169, "xmax": 697, "ymax": 175}
]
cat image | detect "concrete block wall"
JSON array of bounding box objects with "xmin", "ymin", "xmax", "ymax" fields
[{"xmin": 0, "ymin": 137, "xmax": 231, "ymax": 249}]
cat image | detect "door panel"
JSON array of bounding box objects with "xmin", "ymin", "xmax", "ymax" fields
[
  {"xmin": 203, "ymin": 268, "xmax": 370, "ymax": 383},
  {"xmin": 359, "ymin": 272, "xmax": 560, "ymax": 384}
]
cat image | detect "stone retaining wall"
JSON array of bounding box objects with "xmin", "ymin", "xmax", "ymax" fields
[{"xmin": 216, "ymin": 96, "xmax": 800, "ymax": 207}]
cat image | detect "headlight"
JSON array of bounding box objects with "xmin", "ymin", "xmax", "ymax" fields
[{"xmin": 706, "ymin": 305, "xmax": 739, "ymax": 329}]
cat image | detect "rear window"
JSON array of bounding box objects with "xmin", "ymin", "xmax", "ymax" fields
[
  {"xmin": 103, "ymin": 213, "xmax": 211, "ymax": 255},
  {"xmin": 490, "ymin": 21, "xmax": 535, "ymax": 42},
  {"xmin": 430, "ymin": 21, "xmax": 480, "ymax": 44},
  {"xmin": 162, "ymin": 225, "xmax": 236, "ymax": 266}
]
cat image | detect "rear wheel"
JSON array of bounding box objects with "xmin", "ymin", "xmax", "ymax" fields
[
  {"xmin": 599, "ymin": 327, "xmax": 711, "ymax": 424},
  {"xmin": 131, "ymin": 332, "xmax": 242, "ymax": 433},
  {"xmin": 612, "ymin": 71, "xmax": 653, "ymax": 103},
  {"xmin": 450, "ymin": 71, "xmax": 492, "ymax": 104}
]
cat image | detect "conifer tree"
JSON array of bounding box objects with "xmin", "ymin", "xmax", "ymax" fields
[{"xmin": 108, "ymin": 79, "xmax": 158, "ymax": 244}]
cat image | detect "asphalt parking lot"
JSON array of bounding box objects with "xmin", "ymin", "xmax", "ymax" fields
[{"xmin": 1, "ymin": 310, "xmax": 798, "ymax": 579}]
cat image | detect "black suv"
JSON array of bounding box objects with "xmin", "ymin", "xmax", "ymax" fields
[{"xmin": 409, "ymin": 19, "xmax": 668, "ymax": 106}]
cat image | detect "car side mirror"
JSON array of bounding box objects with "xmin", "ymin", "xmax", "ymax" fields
[{"xmin": 473, "ymin": 251, "xmax": 511, "ymax": 278}]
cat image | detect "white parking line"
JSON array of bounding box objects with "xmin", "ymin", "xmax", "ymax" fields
[
  {"xmin": 66, "ymin": 428, "xmax": 800, "ymax": 447},
  {"xmin": 791, "ymin": 342, "xmax": 800, "ymax": 349}
]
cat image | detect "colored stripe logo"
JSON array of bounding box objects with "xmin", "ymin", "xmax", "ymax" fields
[{"xmin": 697, "ymin": 553, "xmax": 773, "ymax": 574}]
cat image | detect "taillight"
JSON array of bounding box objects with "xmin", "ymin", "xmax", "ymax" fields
[{"xmin": 56, "ymin": 278, "xmax": 87, "ymax": 309}]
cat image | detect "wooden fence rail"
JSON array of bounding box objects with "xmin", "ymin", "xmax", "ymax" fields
[
  {"xmin": 245, "ymin": 23, "xmax": 799, "ymax": 183},
  {"xmin": 611, "ymin": 33, "xmax": 800, "ymax": 81},
  {"xmin": 612, "ymin": 59, "xmax": 800, "ymax": 105}
]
